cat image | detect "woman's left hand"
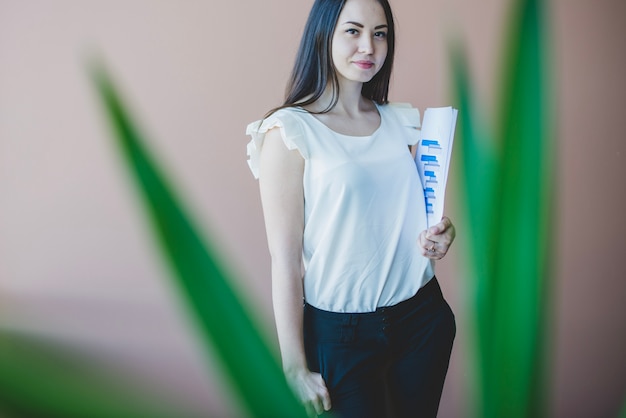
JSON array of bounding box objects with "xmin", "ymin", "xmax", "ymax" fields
[{"xmin": 419, "ymin": 216, "xmax": 456, "ymax": 260}]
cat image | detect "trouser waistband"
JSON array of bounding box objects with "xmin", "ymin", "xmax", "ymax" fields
[{"xmin": 304, "ymin": 277, "xmax": 442, "ymax": 325}]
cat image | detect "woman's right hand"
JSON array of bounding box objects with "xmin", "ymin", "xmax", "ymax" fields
[{"xmin": 285, "ymin": 367, "xmax": 332, "ymax": 416}]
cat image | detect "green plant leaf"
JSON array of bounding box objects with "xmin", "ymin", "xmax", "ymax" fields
[
  {"xmin": 452, "ymin": 0, "xmax": 554, "ymax": 416},
  {"xmin": 489, "ymin": 0, "xmax": 554, "ymax": 415},
  {"xmin": 449, "ymin": 44, "xmax": 500, "ymax": 413},
  {"xmin": 0, "ymin": 332, "xmax": 179, "ymax": 418},
  {"xmin": 91, "ymin": 64, "xmax": 307, "ymax": 418}
]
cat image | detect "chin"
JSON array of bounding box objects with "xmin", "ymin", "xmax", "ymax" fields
[
  {"xmin": 337, "ymin": 68, "xmax": 378, "ymax": 84},
  {"xmin": 350, "ymin": 71, "xmax": 377, "ymax": 83},
  {"xmin": 358, "ymin": 74, "xmax": 377, "ymax": 83}
]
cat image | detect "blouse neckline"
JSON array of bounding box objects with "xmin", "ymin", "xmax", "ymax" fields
[{"xmin": 296, "ymin": 103, "xmax": 383, "ymax": 139}]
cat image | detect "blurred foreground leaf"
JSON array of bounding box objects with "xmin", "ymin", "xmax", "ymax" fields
[
  {"xmin": 0, "ymin": 332, "xmax": 179, "ymax": 418},
  {"xmin": 91, "ymin": 64, "xmax": 307, "ymax": 418},
  {"xmin": 452, "ymin": 0, "xmax": 554, "ymax": 416}
]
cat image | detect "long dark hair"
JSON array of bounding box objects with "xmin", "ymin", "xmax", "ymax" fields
[{"xmin": 266, "ymin": 0, "xmax": 396, "ymax": 117}]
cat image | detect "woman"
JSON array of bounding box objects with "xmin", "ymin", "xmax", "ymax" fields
[{"xmin": 246, "ymin": 0, "xmax": 456, "ymax": 416}]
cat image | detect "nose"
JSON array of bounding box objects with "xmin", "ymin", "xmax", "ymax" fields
[{"xmin": 358, "ymin": 36, "xmax": 374, "ymax": 54}]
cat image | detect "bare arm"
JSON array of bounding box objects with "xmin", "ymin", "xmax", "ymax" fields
[{"xmin": 258, "ymin": 128, "xmax": 331, "ymax": 415}]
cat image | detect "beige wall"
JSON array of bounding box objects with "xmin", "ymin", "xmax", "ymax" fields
[{"xmin": 1, "ymin": 0, "xmax": 624, "ymax": 416}]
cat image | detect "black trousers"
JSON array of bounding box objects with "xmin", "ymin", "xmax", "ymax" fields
[{"xmin": 304, "ymin": 278, "xmax": 456, "ymax": 418}]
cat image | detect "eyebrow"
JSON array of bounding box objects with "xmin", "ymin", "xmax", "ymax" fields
[{"xmin": 342, "ymin": 21, "xmax": 388, "ymax": 30}]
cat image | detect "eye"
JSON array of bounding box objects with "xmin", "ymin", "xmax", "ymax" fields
[
  {"xmin": 374, "ymin": 31, "xmax": 387, "ymax": 39},
  {"xmin": 346, "ymin": 28, "xmax": 359, "ymax": 35}
]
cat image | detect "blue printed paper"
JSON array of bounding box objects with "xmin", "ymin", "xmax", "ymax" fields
[{"xmin": 415, "ymin": 107, "xmax": 458, "ymax": 227}]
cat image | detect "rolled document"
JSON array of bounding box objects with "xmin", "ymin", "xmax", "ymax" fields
[{"xmin": 415, "ymin": 106, "xmax": 458, "ymax": 227}]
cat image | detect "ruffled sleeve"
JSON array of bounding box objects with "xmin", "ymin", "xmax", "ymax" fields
[
  {"xmin": 387, "ymin": 102, "xmax": 422, "ymax": 146},
  {"xmin": 245, "ymin": 108, "xmax": 308, "ymax": 179}
]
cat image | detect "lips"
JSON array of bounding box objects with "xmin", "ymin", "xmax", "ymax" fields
[{"xmin": 353, "ymin": 60, "xmax": 375, "ymax": 69}]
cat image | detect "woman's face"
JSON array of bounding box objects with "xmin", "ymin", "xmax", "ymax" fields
[{"xmin": 331, "ymin": 0, "xmax": 388, "ymax": 86}]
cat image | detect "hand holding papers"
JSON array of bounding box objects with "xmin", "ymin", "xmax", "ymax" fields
[{"xmin": 415, "ymin": 107, "xmax": 458, "ymax": 227}]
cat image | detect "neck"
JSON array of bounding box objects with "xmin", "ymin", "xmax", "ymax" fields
[{"xmin": 311, "ymin": 79, "xmax": 371, "ymax": 115}]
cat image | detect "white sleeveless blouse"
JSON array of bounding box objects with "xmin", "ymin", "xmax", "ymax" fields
[{"xmin": 246, "ymin": 103, "xmax": 434, "ymax": 313}]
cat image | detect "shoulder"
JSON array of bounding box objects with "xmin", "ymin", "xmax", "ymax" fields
[
  {"xmin": 379, "ymin": 102, "xmax": 421, "ymax": 129},
  {"xmin": 378, "ymin": 102, "xmax": 422, "ymax": 146},
  {"xmin": 246, "ymin": 107, "xmax": 307, "ymax": 139},
  {"xmin": 246, "ymin": 107, "xmax": 309, "ymax": 179},
  {"xmin": 259, "ymin": 126, "xmax": 304, "ymax": 179}
]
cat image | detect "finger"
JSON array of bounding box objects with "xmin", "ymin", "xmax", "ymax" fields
[
  {"xmin": 313, "ymin": 399, "xmax": 324, "ymax": 416},
  {"xmin": 428, "ymin": 224, "xmax": 442, "ymax": 236},
  {"xmin": 417, "ymin": 231, "xmax": 425, "ymax": 247},
  {"xmin": 428, "ymin": 217, "xmax": 446, "ymax": 235},
  {"xmin": 446, "ymin": 222, "xmax": 456, "ymax": 242},
  {"xmin": 427, "ymin": 216, "xmax": 452, "ymax": 236},
  {"xmin": 420, "ymin": 241, "xmax": 437, "ymax": 257},
  {"xmin": 312, "ymin": 375, "xmax": 331, "ymax": 412},
  {"xmin": 429, "ymin": 226, "xmax": 456, "ymax": 247},
  {"xmin": 424, "ymin": 238, "xmax": 452, "ymax": 259},
  {"xmin": 321, "ymin": 390, "xmax": 332, "ymax": 412},
  {"xmin": 418, "ymin": 230, "xmax": 432, "ymax": 248},
  {"xmin": 304, "ymin": 403, "xmax": 316, "ymax": 418},
  {"xmin": 421, "ymin": 242, "xmax": 437, "ymax": 256},
  {"xmin": 311, "ymin": 393, "xmax": 330, "ymax": 415}
]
